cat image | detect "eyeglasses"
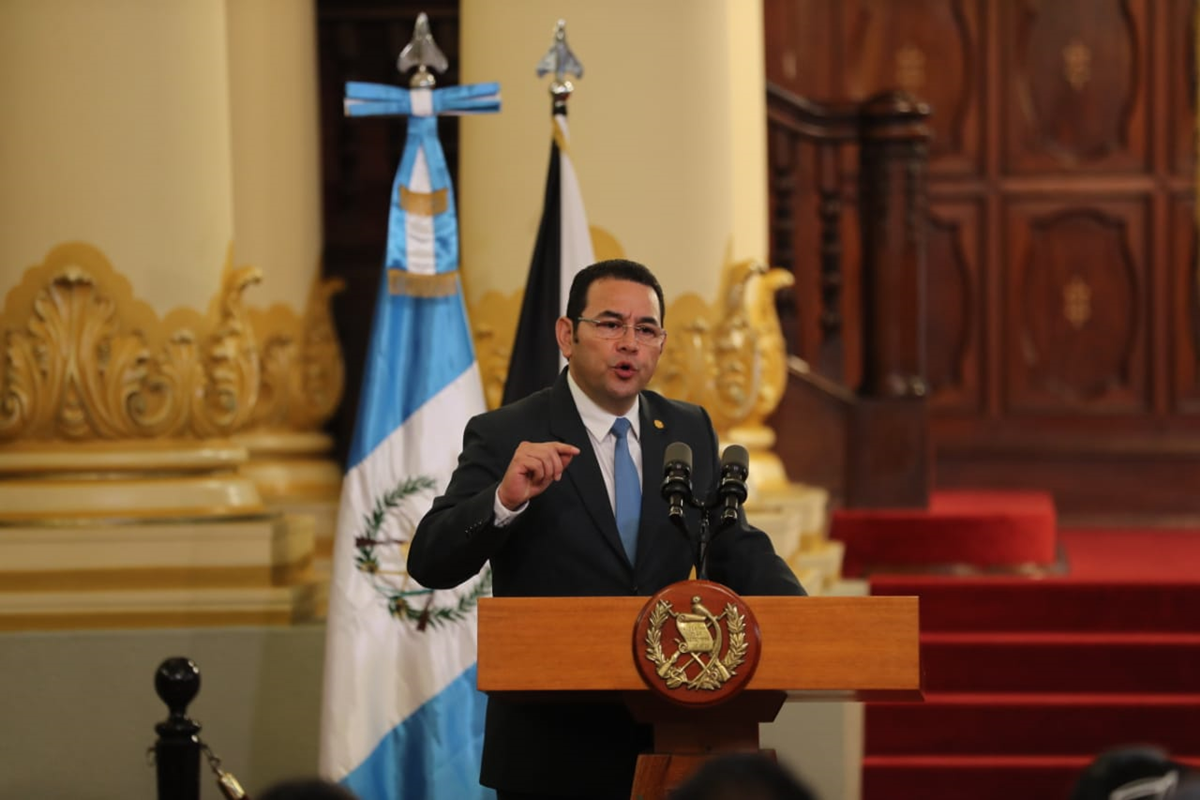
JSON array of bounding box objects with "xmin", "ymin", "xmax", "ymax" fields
[
  {"xmin": 1109, "ymin": 771, "xmax": 1179, "ymax": 800},
  {"xmin": 576, "ymin": 317, "xmax": 666, "ymax": 345}
]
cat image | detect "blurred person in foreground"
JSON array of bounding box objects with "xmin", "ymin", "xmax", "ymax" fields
[
  {"xmin": 1070, "ymin": 745, "xmax": 1188, "ymax": 800},
  {"xmin": 669, "ymin": 753, "xmax": 817, "ymax": 800}
]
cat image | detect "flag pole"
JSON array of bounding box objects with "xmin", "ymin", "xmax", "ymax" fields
[{"xmin": 501, "ymin": 20, "xmax": 594, "ymax": 405}]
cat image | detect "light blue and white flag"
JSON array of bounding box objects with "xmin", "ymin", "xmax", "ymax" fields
[{"xmin": 320, "ymin": 77, "xmax": 500, "ymax": 800}]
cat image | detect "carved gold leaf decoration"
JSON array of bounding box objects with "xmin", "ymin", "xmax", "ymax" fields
[
  {"xmin": 744, "ymin": 267, "xmax": 795, "ymax": 425},
  {"xmin": 651, "ymin": 259, "xmax": 793, "ymax": 437},
  {"xmin": 248, "ymin": 276, "xmax": 347, "ymax": 431},
  {"xmin": 469, "ymin": 290, "xmax": 523, "ymax": 410},
  {"xmin": 1, "ymin": 242, "xmax": 263, "ymax": 441}
]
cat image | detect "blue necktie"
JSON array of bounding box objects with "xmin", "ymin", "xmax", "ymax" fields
[{"xmin": 611, "ymin": 417, "xmax": 640, "ymax": 564}]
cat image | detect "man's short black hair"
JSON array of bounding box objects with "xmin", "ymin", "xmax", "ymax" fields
[{"xmin": 564, "ymin": 259, "xmax": 666, "ymax": 326}]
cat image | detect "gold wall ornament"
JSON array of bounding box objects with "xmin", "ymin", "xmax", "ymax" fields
[
  {"xmin": 895, "ymin": 43, "xmax": 927, "ymax": 95},
  {"xmin": 248, "ymin": 275, "xmax": 346, "ymax": 431},
  {"xmin": 1063, "ymin": 38, "xmax": 1092, "ymax": 91},
  {"xmin": 190, "ymin": 262, "xmax": 263, "ymax": 438},
  {"xmin": 469, "ymin": 290, "xmax": 523, "ymax": 410},
  {"xmin": 1063, "ymin": 275, "xmax": 1093, "ymax": 329},
  {"xmin": 0, "ymin": 242, "xmax": 263, "ymax": 441},
  {"xmin": 727, "ymin": 266, "xmax": 796, "ymax": 493},
  {"xmin": 741, "ymin": 266, "xmax": 794, "ymax": 426},
  {"xmin": 651, "ymin": 259, "xmax": 792, "ymax": 436}
]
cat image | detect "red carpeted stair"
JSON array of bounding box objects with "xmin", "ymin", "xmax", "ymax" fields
[
  {"xmin": 832, "ymin": 491, "xmax": 1058, "ymax": 576},
  {"xmin": 862, "ymin": 528, "xmax": 1200, "ymax": 800}
]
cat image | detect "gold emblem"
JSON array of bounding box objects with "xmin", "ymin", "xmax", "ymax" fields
[
  {"xmin": 653, "ymin": 419, "xmax": 664, "ymax": 429},
  {"xmin": 644, "ymin": 595, "xmax": 747, "ymax": 690},
  {"xmin": 1063, "ymin": 275, "xmax": 1092, "ymax": 330},
  {"xmin": 1063, "ymin": 39, "xmax": 1092, "ymax": 91},
  {"xmin": 895, "ymin": 43, "xmax": 926, "ymax": 94}
]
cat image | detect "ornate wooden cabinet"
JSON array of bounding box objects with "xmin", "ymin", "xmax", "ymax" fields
[{"xmin": 765, "ymin": 0, "xmax": 1199, "ymax": 519}]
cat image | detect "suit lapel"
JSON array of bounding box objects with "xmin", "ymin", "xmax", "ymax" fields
[
  {"xmin": 548, "ymin": 374, "xmax": 630, "ymax": 565},
  {"xmin": 636, "ymin": 395, "xmax": 670, "ymax": 566}
]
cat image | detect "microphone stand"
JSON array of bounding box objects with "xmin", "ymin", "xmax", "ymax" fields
[
  {"xmin": 696, "ymin": 507, "xmax": 711, "ymax": 581},
  {"xmin": 670, "ymin": 493, "xmax": 737, "ymax": 583}
]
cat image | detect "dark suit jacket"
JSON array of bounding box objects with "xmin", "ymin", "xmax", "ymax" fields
[{"xmin": 408, "ymin": 371, "xmax": 805, "ymax": 797}]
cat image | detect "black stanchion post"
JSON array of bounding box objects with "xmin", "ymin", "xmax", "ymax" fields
[{"xmin": 154, "ymin": 657, "xmax": 202, "ymax": 800}]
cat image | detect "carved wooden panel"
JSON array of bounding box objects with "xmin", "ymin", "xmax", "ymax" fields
[
  {"xmin": 768, "ymin": 135, "xmax": 825, "ymax": 367},
  {"xmin": 1005, "ymin": 200, "xmax": 1148, "ymax": 413},
  {"xmin": 926, "ymin": 199, "xmax": 982, "ymax": 411},
  {"xmin": 841, "ymin": 0, "xmax": 982, "ymax": 175},
  {"xmin": 1170, "ymin": 0, "xmax": 1197, "ymax": 177},
  {"xmin": 1172, "ymin": 193, "xmax": 1200, "ymax": 412},
  {"xmin": 763, "ymin": 0, "xmax": 838, "ymax": 98},
  {"xmin": 1003, "ymin": 0, "xmax": 1147, "ymax": 173},
  {"xmin": 765, "ymin": 0, "xmax": 1200, "ymax": 519}
]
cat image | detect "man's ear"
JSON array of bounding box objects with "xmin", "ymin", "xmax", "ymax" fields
[{"xmin": 555, "ymin": 317, "xmax": 574, "ymax": 359}]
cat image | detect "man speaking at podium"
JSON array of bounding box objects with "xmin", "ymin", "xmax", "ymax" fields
[{"xmin": 409, "ymin": 259, "xmax": 805, "ymax": 800}]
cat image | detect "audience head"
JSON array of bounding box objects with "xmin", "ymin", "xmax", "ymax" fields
[
  {"xmin": 668, "ymin": 753, "xmax": 817, "ymax": 800},
  {"xmin": 257, "ymin": 778, "xmax": 360, "ymax": 800},
  {"xmin": 1172, "ymin": 776, "xmax": 1200, "ymax": 799},
  {"xmin": 1070, "ymin": 745, "xmax": 1185, "ymax": 800}
]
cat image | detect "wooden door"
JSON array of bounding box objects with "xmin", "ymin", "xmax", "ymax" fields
[{"xmin": 765, "ymin": 0, "xmax": 1200, "ymax": 520}]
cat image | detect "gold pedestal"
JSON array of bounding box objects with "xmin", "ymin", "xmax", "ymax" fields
[
  {"xmin": 0, "ymin": 440, "xmax": 317, "ymax": 630},
  {"xmin": 734, "ymin": 423, "xmax": 842, "ymax": 596},
  {"xmin": 746, "ymin": 483, "xmax": 841, "ymax": 596},
  {"xmin": 235, "ymin": 430, "xmax": 341, "ymax": 616}
]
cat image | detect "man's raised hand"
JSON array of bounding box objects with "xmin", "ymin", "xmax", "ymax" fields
[{"xmin": 497, "ymin": 441, "xmax": 581, "ymax": 511}]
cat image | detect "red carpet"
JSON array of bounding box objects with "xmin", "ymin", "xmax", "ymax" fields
[
  {"xmin": 863, "ymin": 528, "xmax": 1200, "ymax": 800},
  {"xmin": 831, "ymin": 491, "xmax": 1057, "ymax": 576}
]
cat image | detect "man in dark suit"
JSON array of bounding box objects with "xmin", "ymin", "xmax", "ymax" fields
[{"xmin": 408, "ymin": 259, "xmax": 805, "ymax": 799}]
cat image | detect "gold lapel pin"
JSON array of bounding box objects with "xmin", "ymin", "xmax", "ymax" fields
[{"xmin": 653, "ymin": 419, "xmax": 664, "ymax": 429}]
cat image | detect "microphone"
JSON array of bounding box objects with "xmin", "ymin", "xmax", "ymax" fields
[
  {"xmin": 717, "ymin": 444, "xmax": 750, "ymax": 523},
  {"xmin": 660, "ymin": 442, "xmax": 693, "ymax": 520}
]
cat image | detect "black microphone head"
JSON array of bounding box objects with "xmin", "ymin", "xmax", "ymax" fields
[
  {"xmin": 721, "ymin": 444, "xmax": 749, "ymax": 477},
  {"xmin": 661, "ymin": 441, "xmax": 693, "ymax": 513},
  {"xmin": 664, "ymin": 441, "xmax": 693, "ymax": 472},
  {"xmin": 718, "ymin": 444, "xmax": 750, "ymax": 523}
]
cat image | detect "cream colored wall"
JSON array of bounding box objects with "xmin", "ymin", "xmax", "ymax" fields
[
  {"xmin": 226, "ymin": 0, "xmax": 322, "ymax": 309},
  {"xmin": 458, "ymin": 0, "xmax": 768, "ymax": 305},
  {"xmin": 0, "ymin": 0, "xmax": 235, "ymax": 314}
]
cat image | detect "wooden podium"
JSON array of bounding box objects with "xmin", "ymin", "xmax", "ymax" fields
[{"xmin": 478, "ymin": 590, "xmax": 921, "ymax": 800}]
